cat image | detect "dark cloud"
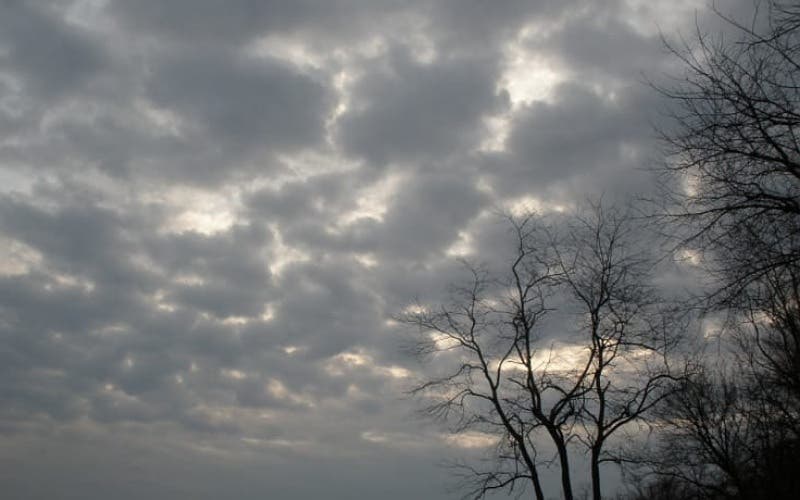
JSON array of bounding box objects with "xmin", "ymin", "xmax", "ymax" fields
[
  {"xmin": 245, "ymin": 171, "xmax": 356, "ymax": 226},
  {"xmin": 109, "ymin": 0, "xmax": 405, "ymax": 46},
  {"xmin": 147, "ymin": 50, "xmax": 332, "ymax": 154},
  {"xmin": 0, "ymin": 2, "xmax": 113, "ymax": 179},
  {"xmin": 426, "ymin": 0, "xmax": 578, "ymax": 54},
  {"xmin": 481, "ymin": 81, "xmax": 665, "ymax": 201},
  {"xmin": 0, "ymin": 198, "xmax": 146, "ymax": 287},
  {"xmin": 269, "ymin": 260, "xmax": 386, "ymax": 358},
  {"xmin": 337, "ymin": 48, "xmax": 509, "ymax": 166},
  {"xmin": 369, "ymin": 170, "xmax": 489, "ymax": 259},
  {"xmin": 540, "ymin": 15, "xmax": 664, "ymax": 82},
  {"xmin": 144, "ymin": 224, "xmax": 273, "ymax": 318},
  {"xmin": 0, "ymin": 1, "xmax": 107, "ymax": 99}
]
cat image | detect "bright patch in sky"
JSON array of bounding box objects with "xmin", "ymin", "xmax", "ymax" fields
[
  {"xmin": 444, "ymin": 431, "xmax": 499, "ymax": 449},
  {"xmin": 0, "ymin": 237, "xmax": 42, "ymax": 275},
  {"xmin": 501, "ymin": 27, "xmax": 566, "ymax": 106}
]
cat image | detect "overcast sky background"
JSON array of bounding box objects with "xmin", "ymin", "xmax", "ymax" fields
[{"xmin": 0, "ymin": 1, "xmax": 758, "ymax": 498}]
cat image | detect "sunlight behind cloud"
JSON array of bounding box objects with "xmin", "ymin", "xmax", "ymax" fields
[
  {"xmin": 0, "ymin": 237, "xmax": 42, "ymax": 276},
  {"xmin": 48, "ymin": 272, "xmax": 96, "ymax": 293},
  {"xmin": 359, "ymin": 430, "xmax": 431, "ymax": 449},
  {"xmin": 135, "ymin": 99, "xmax": 185, "ymax": 138},
  {"xmin": 478, "ymin": 113, "xmax": 511, "ymax": 152},
  {"xmin": 443, "ymin": 431, "xmax": 499, "ymax": 449},
  {"xmin": 269, "ymin": 225, "xmax": 311, "ymax": 276},
  {"xmin": 353, "ymin": 253, "xmax": 379, "ymax": 268},
  {"xmin": 501, "ymin": 25, "xmax": 567, "ymax": 107},
  {"xmin": 267, "ymin": 378, "xmax": 315, "ymax": 408},
  {"xmin": 335, "ymin": 172, "xmax": 405, "ymax": 226},
  {"xmin": 244, "ymin": 36, "xmax": 324, "ymax": 70},
  {"xmin": 151, "ymin": 186, "xmax": 239, "ymax": 235},
  {"xmin": 677, "ymin": 248, "xmax": 702, "ymax": 267},
  {"xmin": 326, "ymin": 349, "xmax": 412, "ymax": 379},
  {"xmin": 221, "ymin": 369, "xmax": 248, "ymax": 380},
  {"xmin": 504, "ymin": 194, "xmax": 570, "ymax": 216},
  {"xmin": 623, "ymin": 0, "xmax": 705, "ymax": 37},
  {"xmin": 444, "ymin": 230, "xmax": 474, "ymax": 257},
  {"xmin": 488, "ymin": 343, "xmax": 590, "ymax": 375},
  {"xmin": 151, "ymin": 289, "xmax": 177, "ymax": 313}
]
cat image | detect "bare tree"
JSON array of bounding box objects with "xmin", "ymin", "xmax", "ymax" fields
[
  {"xmin": 636, "ymin": 4, "xmax": 800, "ymax": 498},
  {"xmin": 655, "ymin": 1, "xmax": 800, "ymax": 304},
  {"xmin": 401, "ymin": 202, "xmax": 684, "ymax": 500},
  {"xmin": 550, "ymin": 202, "xmax": 686, "ymax": 500},
  {"xmin": 632, "ymin": 354, "xmax": 800, "ymax": 500},
  {"xmin": 648, "ymin": 368, "xmax": 759, "ymax": 499},
  {"xmin": 402, "ymin": 214, "xmax": 581, "ymax": 500}
]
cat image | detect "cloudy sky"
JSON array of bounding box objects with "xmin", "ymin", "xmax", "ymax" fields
[{"xmin": 0, "ymin": 1, "xmax": 756, "ymax": 498}]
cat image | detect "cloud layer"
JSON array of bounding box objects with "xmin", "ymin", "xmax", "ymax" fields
[{"xmin": 0, "ymin": 1, "xmax": 758, "ymax": 498}]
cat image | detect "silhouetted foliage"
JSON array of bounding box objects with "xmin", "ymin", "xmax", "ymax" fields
[
  {"xmin": 656, "ymin": 1, "xmax": 800, "ymax": 305},
  {"xmin": 625, "ymin": 2, "xmax": 800, "ymax": 498}
]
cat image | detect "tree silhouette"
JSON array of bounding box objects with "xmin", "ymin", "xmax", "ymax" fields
[
  {"xmin": 656, "ymin": 1, "xmax": 800, "ymax": 304},
  {"xmin": 402, "ymin": 202, "xmax": 684, "ymax": 500},
  {"xmin": 629, "ymin": 3, "xmax": 800, "ymax": 498}
]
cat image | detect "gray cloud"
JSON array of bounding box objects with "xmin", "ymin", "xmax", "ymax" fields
[
  {"xmin": 478, "ymin": 81, "xmax": 667, "ymax": 203},
  {"xmin": 368, "ymin": 170, "xmax": 489, "ymax": 259},
  {"xmin": 147, "ymin": 50, "xmax": 332, "ymax": 154},
  {"xmin": 109, "ymin": 0, "xmax": 406, "ymax": 46},
  {"xmin": 540, "ymin": 14, "xmax": 664, "ymax": 82},
  {"xmin": 0, "ymin": 2, "xmax": 107, "ymax": 99},
  {"xmin": 337, "ymin": 48, "xmax": 509, "ymax": 166}
]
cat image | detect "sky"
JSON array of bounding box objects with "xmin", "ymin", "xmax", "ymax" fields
[{"xmin": 0, "ymin": 1, "xmax": 758, "ymax": 499}]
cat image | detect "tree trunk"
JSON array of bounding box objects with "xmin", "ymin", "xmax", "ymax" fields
[
  {"xmin": 528, "ymin": 463, "xmax": 545, "ymax": 500},
  {"xmin": 591, "ymin": 445, "xmax": 602, "ymax": 500},
  {"xmin": 548, "ymin": 428, "xmax": 574, "ymax": 500}
]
